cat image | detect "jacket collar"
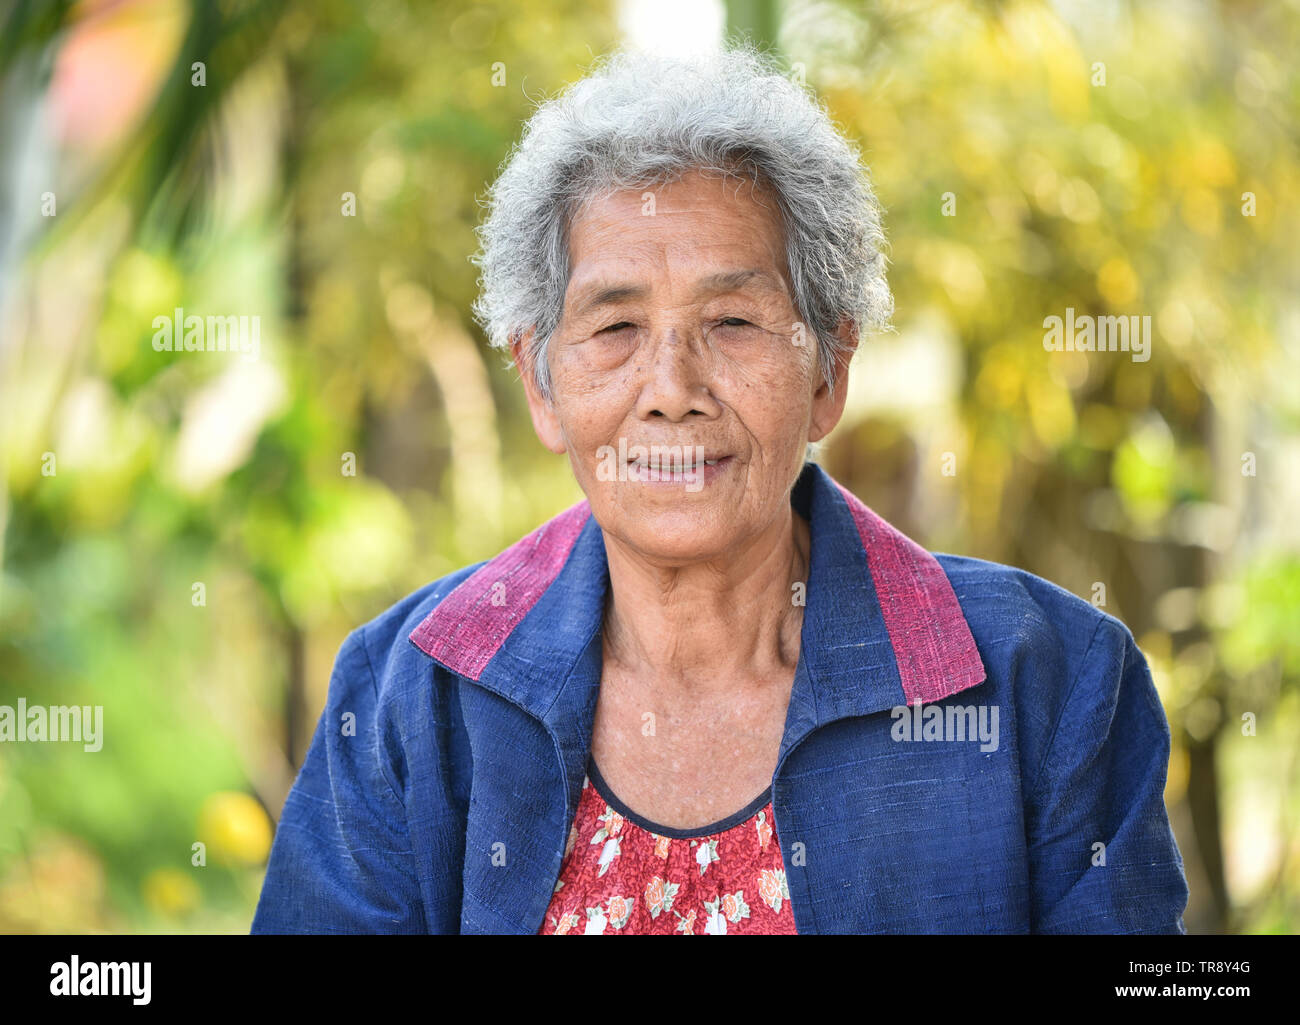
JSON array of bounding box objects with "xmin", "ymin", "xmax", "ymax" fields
[{"xmin": 409, "ymin": 461, "xmax": 986, "ymax": 740}]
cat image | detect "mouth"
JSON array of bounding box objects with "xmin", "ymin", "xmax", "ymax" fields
[
  {"xmin": 630, "ymin": 454, "xmax": 727, "ymax": 469},
  {"xmin": 625, "ymin": 453, "xmax": 734, "ymax": 485}
]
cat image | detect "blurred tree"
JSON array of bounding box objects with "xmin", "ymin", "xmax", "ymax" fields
[{"xmin": 0, "ymin": 0, "xmax": 1295, "ymax": 934}]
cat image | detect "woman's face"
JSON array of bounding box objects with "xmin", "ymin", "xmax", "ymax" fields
[{"xmin": 517, "ymin": 167, "xmax": 855, "ymax": 565}]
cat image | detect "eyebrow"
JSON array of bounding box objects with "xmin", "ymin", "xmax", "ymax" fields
[{"xmin": 567, "ymin": 268, "xmax": 786, "ymax": 320}]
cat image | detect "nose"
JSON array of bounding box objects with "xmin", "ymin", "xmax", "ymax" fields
[{"xmin": 634, "ymin": 325, "xmax": 723, "ymax": 421}]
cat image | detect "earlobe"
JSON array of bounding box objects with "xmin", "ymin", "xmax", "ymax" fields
[
  {"xmin": 534, "ymin": 404, "xmax": 567, "ymax": 456},
  {"xmin": 511, "ymin": 330, "xmax": 567, "ymax": 455},
  {"xmin": 808, "ymin": 318, "xmax": 859, "ymax": 444}
]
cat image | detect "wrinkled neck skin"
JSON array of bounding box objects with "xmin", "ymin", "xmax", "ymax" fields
[{"xmin": 599, "ymin": 500, "xmax": 810, "ymax": 695}]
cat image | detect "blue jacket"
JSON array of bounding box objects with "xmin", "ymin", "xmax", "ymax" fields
[{"xmin": 250, "ymin": 460, "xmax": 1189, "ymax": 933}]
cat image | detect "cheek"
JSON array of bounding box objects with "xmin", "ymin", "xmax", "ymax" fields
[
  {"xmin": 550, "ymin": 343, "xmax": 637, "ymax": 408},
  {"xmin": 720, "ymin": 348, "xmax": 817, "ymax": 434},
  {"xmin": 548, "ymin": 389, "xmax": 628, "ymax": 471}
]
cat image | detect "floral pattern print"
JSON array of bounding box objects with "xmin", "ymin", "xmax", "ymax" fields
[
  {"xmin": 645, "ymin": 875, "xmax": 679, "ymax": 918},
  {"xmin": 694, "ymin": 838, "xmax": 720, "ymax": 876},
  {"xmin": 539, "ymin": 770, "xmax": 797, "ymax": 935},
  {"xmin": 759, "ymin": 867, "xmax": 790, "ymax": 914}
]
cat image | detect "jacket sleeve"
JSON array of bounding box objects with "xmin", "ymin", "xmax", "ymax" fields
[
  {"xmin": 250, "ymin": 627, "xmax": 428, "ymax": 933},
  {"xmin": 1025, "ymin": 616, "xmax": 1190, "ymax": 933}
]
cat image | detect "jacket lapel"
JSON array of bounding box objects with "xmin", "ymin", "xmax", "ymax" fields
[
  {"xmin": 409, "ymin": 505, "xmax": 608, "ymax": 932},
  {"xmin": 779, "ymin": 462, "xmax": 986, "ymax": 761},
  {"xmin": 408, "ymin": 460, "xmax": 987, "ymax": 933}
]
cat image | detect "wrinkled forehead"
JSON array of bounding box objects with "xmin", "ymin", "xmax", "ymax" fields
[{"xmin": 562, "ymin": 167, "xmax": 791, "ymax": 301}]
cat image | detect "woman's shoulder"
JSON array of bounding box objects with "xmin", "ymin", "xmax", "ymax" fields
[
  {"xmin": 336, "ymin": 499, "xmax": 596, "ymax": 701},
  {"xmin": 333, "ymin": 559, "xmax": 489, "ymax": 693},
  {"xmin": 933, "ymin": 552, "xmax": 1154, "ymax": 731},
  {"xmin": 935, "ymin": 551, "xmax": 1127, "ymax": 646}
]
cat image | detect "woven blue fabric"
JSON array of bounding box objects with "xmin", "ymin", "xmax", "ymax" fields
[{"xmin": 251, "ymin": 462, "xmax": 1188, "ymax": 933}]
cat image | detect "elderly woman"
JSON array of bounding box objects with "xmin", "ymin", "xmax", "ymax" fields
[{"xmin": 252, "ymin": 47, "xmax": 1188, "ymax": 935}]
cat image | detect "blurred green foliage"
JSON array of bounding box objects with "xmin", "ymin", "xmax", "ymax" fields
[{"xmin": 0, "ymin": 0, "xmax": 1296, "ymax": 933}]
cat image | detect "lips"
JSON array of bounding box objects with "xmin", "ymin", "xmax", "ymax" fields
[
  {"xmin": 622, "ymin": 454, "xmax": 736, "ymax": 489},
  {"xmin": 628, "ymin": 453, "xmax": 730, "ymax": 472}
]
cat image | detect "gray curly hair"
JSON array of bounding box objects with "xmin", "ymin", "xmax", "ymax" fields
[{"xmin": 471, "ymin": 44, "xmax": 893, "ymax": 403}]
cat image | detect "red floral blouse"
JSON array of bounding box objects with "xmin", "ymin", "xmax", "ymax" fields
[{"xmin": 539, "ymin": 762, "xmax": 796, "ymax": 935}]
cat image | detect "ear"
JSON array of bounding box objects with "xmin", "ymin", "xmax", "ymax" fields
[
  {"xmin": 510, "ymin": 329, "xmax": 567, "ymax": 455},
  {"xmin": 808, "ymin": 317, "xmax": 859, "ymax": 444}
]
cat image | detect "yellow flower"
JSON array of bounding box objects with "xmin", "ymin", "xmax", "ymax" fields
[
  {"xmin": 198, "ymin": 791, "xmax": 272, "ymax": 866},
  {"xmin": 142, "ymin": 867, "xmax": 200, "ymax": 917}
]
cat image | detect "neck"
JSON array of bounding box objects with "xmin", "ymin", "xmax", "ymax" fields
[{"xmin": 600, "ymin": 503, "xmax": 810, "ymax": 693}]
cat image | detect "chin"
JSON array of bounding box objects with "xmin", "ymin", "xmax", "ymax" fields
[{"xmin": 616, "ymin": 510, "xmax": 743, "ymax": 563}]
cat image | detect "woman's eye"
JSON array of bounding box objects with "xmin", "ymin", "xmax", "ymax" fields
[
  {"xmin": 599, "ymin": 322, "xmax": 634, "ymax": 334},
  {"xmin": 719, "ymin": 317, "xmax": 752, "ymax": 327}
]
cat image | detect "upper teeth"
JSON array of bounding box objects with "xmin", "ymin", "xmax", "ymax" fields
[{"xmin": 635, "ymin": 459, "xmax": 720, "ymax": 468}]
